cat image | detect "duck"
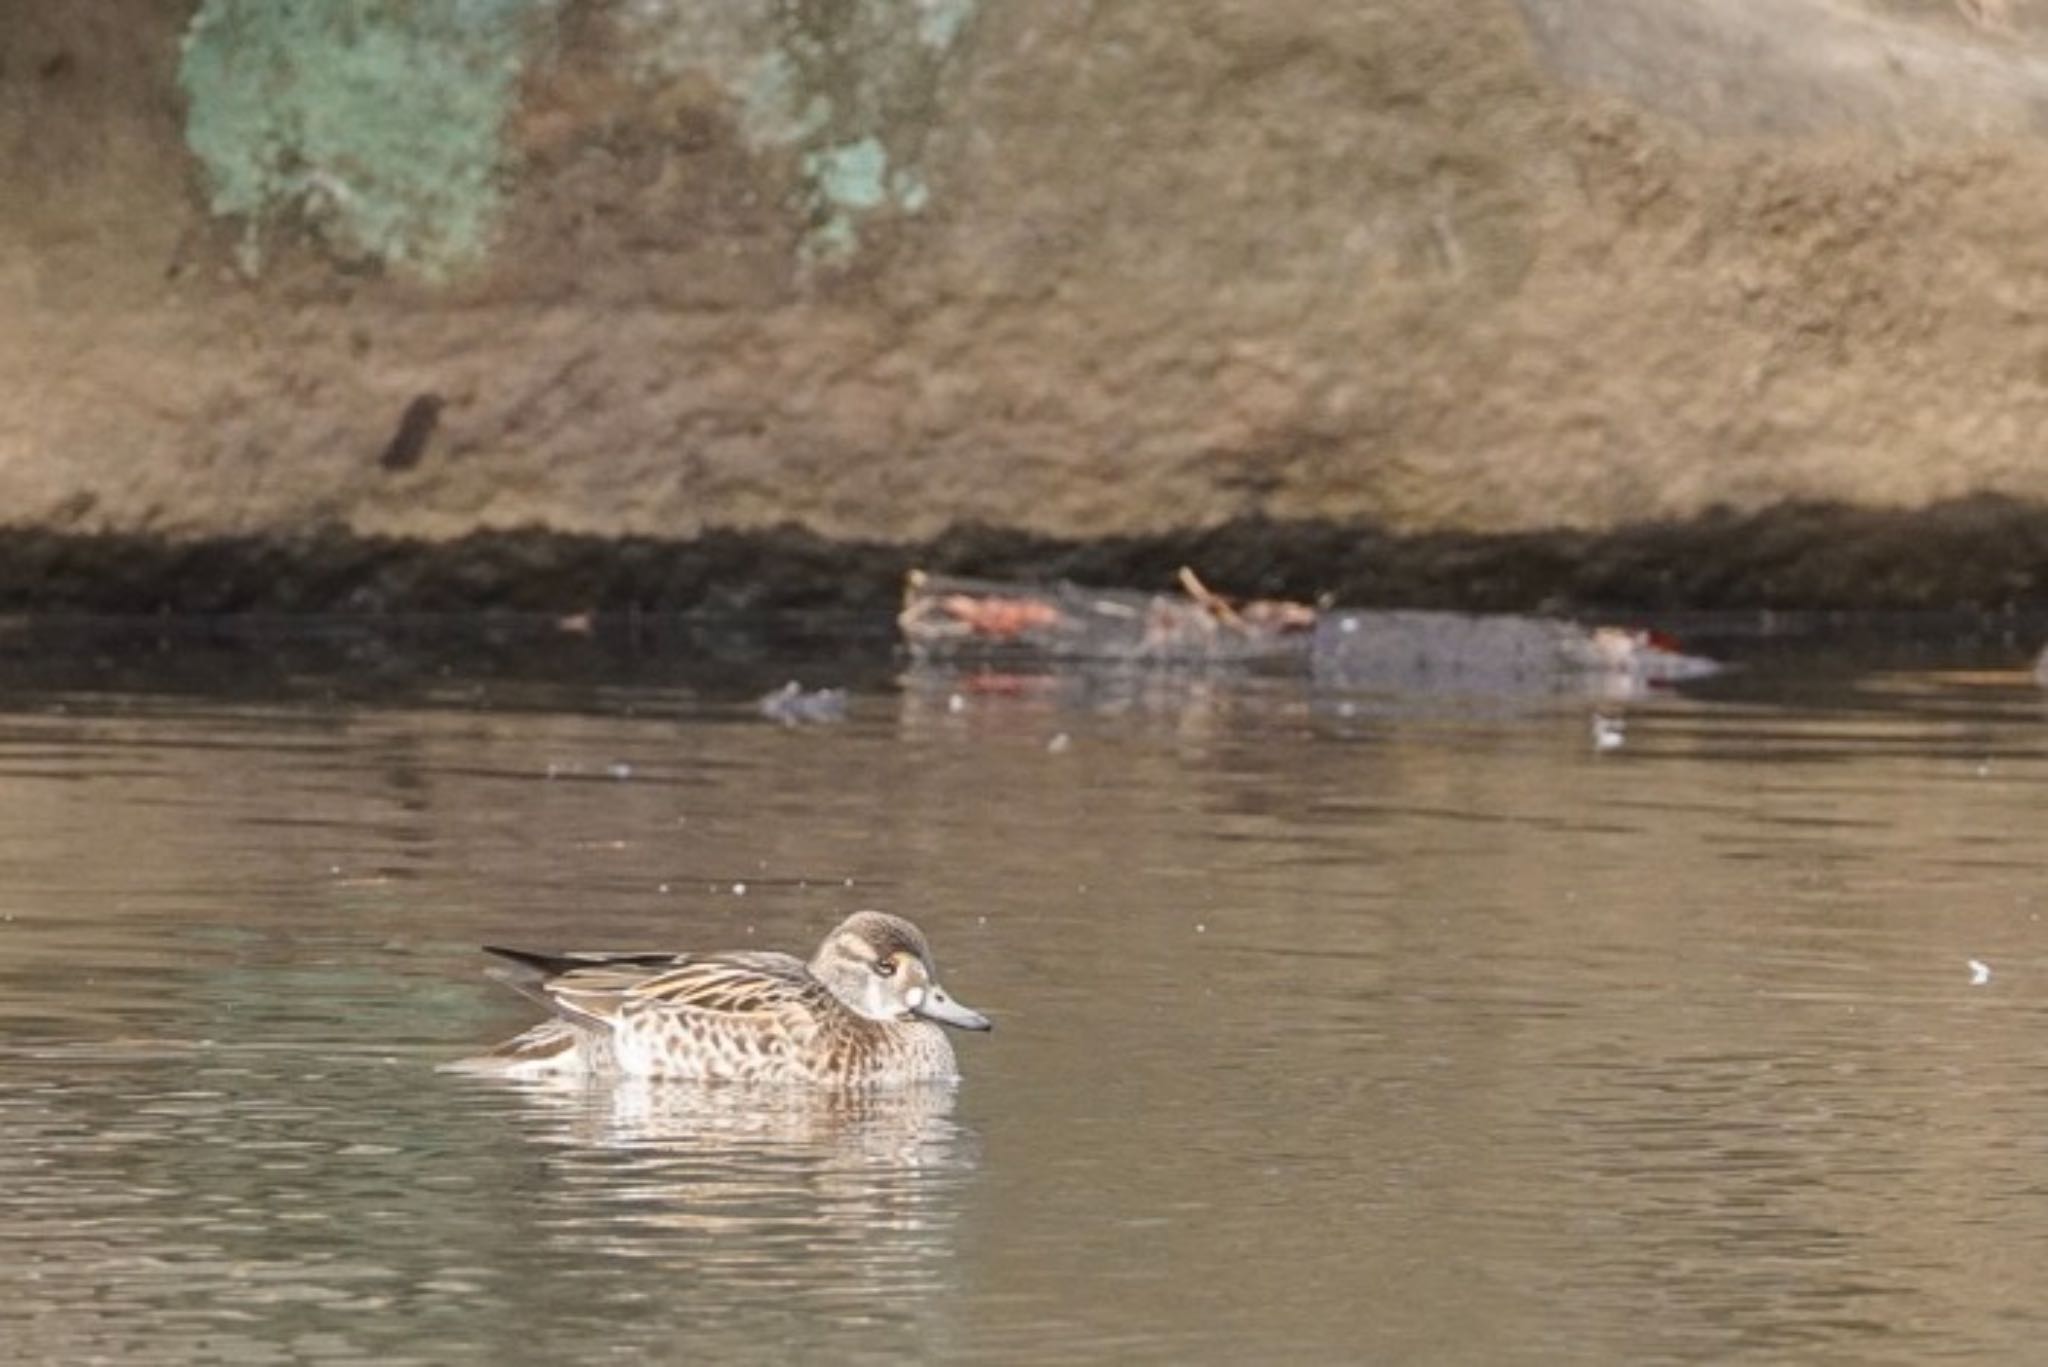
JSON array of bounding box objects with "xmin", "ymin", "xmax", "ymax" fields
[{"xmin": 452, "ymin": 910, "xmax": 991, "ymax": 1086}]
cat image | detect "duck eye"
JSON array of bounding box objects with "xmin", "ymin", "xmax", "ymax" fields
[{"xmin": 873, "ymin": 958, "xmax": 897, "ymax": 978}]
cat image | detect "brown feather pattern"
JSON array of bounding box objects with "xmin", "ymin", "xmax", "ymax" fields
[{"xmin": 452, "ymin": 914, "xmax": 981, "ymax": 1087}]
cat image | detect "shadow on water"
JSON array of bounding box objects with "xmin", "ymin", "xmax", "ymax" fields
[{"xmin": 0, "ymin": 606, "xmax": 2035, "ymax": 707}]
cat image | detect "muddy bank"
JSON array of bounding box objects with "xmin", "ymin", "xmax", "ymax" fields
[{"xmin": 3, "ymin": 496, "xmax": 2045, "ymax": 616}]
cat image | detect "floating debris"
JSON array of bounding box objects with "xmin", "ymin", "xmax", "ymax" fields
[
  {"xmin": 1047, "ymin": 732, "xmax": 1072, "ymax": 754},
  {"xmin": 1970, "ymin": 958, "xmax": 1992, "ymax": 986},
  {"xmin": 901, "ymin": 567, "xmax": 1719, "ymax": 694},
  {"xmin": 901, "ymin": 567, "xmax": 1315, "ymax": 664},
  {"xmin": 757, "ymin": 680, "xmax": 848, "ymax": 726},
  {"xmin": 1316, "ymin": 613, "xmax": 1720, "ymax": 694},
  {"xmin": 1591, "ymin": 714, "xmax": 1626, "ymax": 752}
]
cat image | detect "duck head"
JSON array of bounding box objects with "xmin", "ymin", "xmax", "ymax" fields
[{"xmin": 810, "ymin": 910, "xmax": 992, "ymax": 1031}]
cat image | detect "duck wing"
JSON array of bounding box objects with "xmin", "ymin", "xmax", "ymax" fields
[
  {"xmin": 483, "ymin": 945, "xmax": 688, "ymax": 980},
  {"xmin": 483, "ymin": 946, "xmax": 828, "ymax": 1033}
]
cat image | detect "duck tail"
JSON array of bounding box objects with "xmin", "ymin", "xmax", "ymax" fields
[{"xmin": 481, "ymin": 944, "xmax": 584, "ymax": 980}]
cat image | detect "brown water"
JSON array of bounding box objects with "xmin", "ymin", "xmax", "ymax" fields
[{"xmin": 4, "ymin": 619, "xmax": 2048, "ymax": 1365}]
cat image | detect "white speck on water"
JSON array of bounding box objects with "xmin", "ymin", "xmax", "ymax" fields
[
  {"xmin": 1048, "ymin": 732, "xmax": 1071, "ymax": 753},
  {"xmin": 1340, "ymin": 617, "xmax": 1359, "ymax": 634},
  {"xmin": 1976, "ymin": 762, "xmax": 1992, "ymax": 777},
  {"xmin": 608, "ymin": 762, "xmax": 633, "ymax": 780},
  {"xmin": 844, "ymin": 877, "xmax": 856, "ymax": 888},
  {"xmin": 1591, "ymin": 714, "xmax": 1625, "ymax": 752},
  {"xmin": 1195, "ymin": 923, "xmax": 1207, "ymax": 934},
  {"xmin": 1970, "ymin": 959, "xmax": 1992, "ymax": 986},
  {"xmin": 657, "ymin": 883, "xmax": 670, "ymax": 894},
  {"xmin": 732, "ymin": 882, "xmax": 748, "ymax": 896},
  {"xmin": 947, "ymin": 693, "xmax": 967, "ymax": 714},
  {"xmin": 329, "ymin": 865, "xmax": 342, "ymax": 876}
]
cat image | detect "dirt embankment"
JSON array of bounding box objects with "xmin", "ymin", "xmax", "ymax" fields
[{"xmin": 9, "ymin": 0, "xmax": 2048, "ymax": 609}]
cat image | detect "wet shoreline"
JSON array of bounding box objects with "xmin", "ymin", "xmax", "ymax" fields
[{"xmin": 2, "ymin": 494, "xmax": 2045, "ymax": 616}]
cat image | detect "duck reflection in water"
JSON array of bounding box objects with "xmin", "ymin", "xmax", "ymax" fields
[
  {"xmin": 483, "ymin": 1069, "xmax": 971, "ymax": 1161},
  {"xmin": 459, "ymin": 1067, "xmax": 979, "ymax": 1287}
]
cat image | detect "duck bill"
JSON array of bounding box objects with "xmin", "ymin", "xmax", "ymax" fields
[{"xmin": 912, "ymin": 985, "xmax": 992, "ymax": 1032}]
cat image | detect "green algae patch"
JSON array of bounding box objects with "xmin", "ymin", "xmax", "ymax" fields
[
  {"xmin": 179, "ymin": 0, "xmax": 556, "ymax": 278},
  {"xmin": 620, "ymin": 0, "xmax": 978, "ymax": 262},
  {"xmin": 914, "ymin": 0, "xmax": 978, "ymax": 50},
  {"xmin": 804, "ymin": 137, "xmax": 892, "ymax": 212}
]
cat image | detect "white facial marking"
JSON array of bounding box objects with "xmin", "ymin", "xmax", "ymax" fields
[{"xmin": 905, "ymin": 985, "xmax": 927, "ymax": 1010}]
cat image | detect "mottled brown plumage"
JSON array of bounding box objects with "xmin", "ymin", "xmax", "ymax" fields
[{"xmin": 452, "ymin": 911, "xmax": 991, "ymax": 1086}]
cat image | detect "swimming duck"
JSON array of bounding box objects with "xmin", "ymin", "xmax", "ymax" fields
[{"xmin": 455, "ymin": 911, "xmax": 991, "ymax": 1086}]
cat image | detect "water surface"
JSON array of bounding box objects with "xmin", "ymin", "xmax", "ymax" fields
[{"xmin": 4, "ymin": 617, "xmax": 2048, "ymax": 1364}]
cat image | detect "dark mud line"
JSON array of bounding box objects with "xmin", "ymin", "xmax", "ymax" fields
[{"xmin": 1, "ymin": 495, "xmax": 2045, "ymax": 615}]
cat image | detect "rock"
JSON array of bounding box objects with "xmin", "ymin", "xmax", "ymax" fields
[{"xmin": 7, "ymin": 1, "xmax": 2048, "ymax": 602}]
